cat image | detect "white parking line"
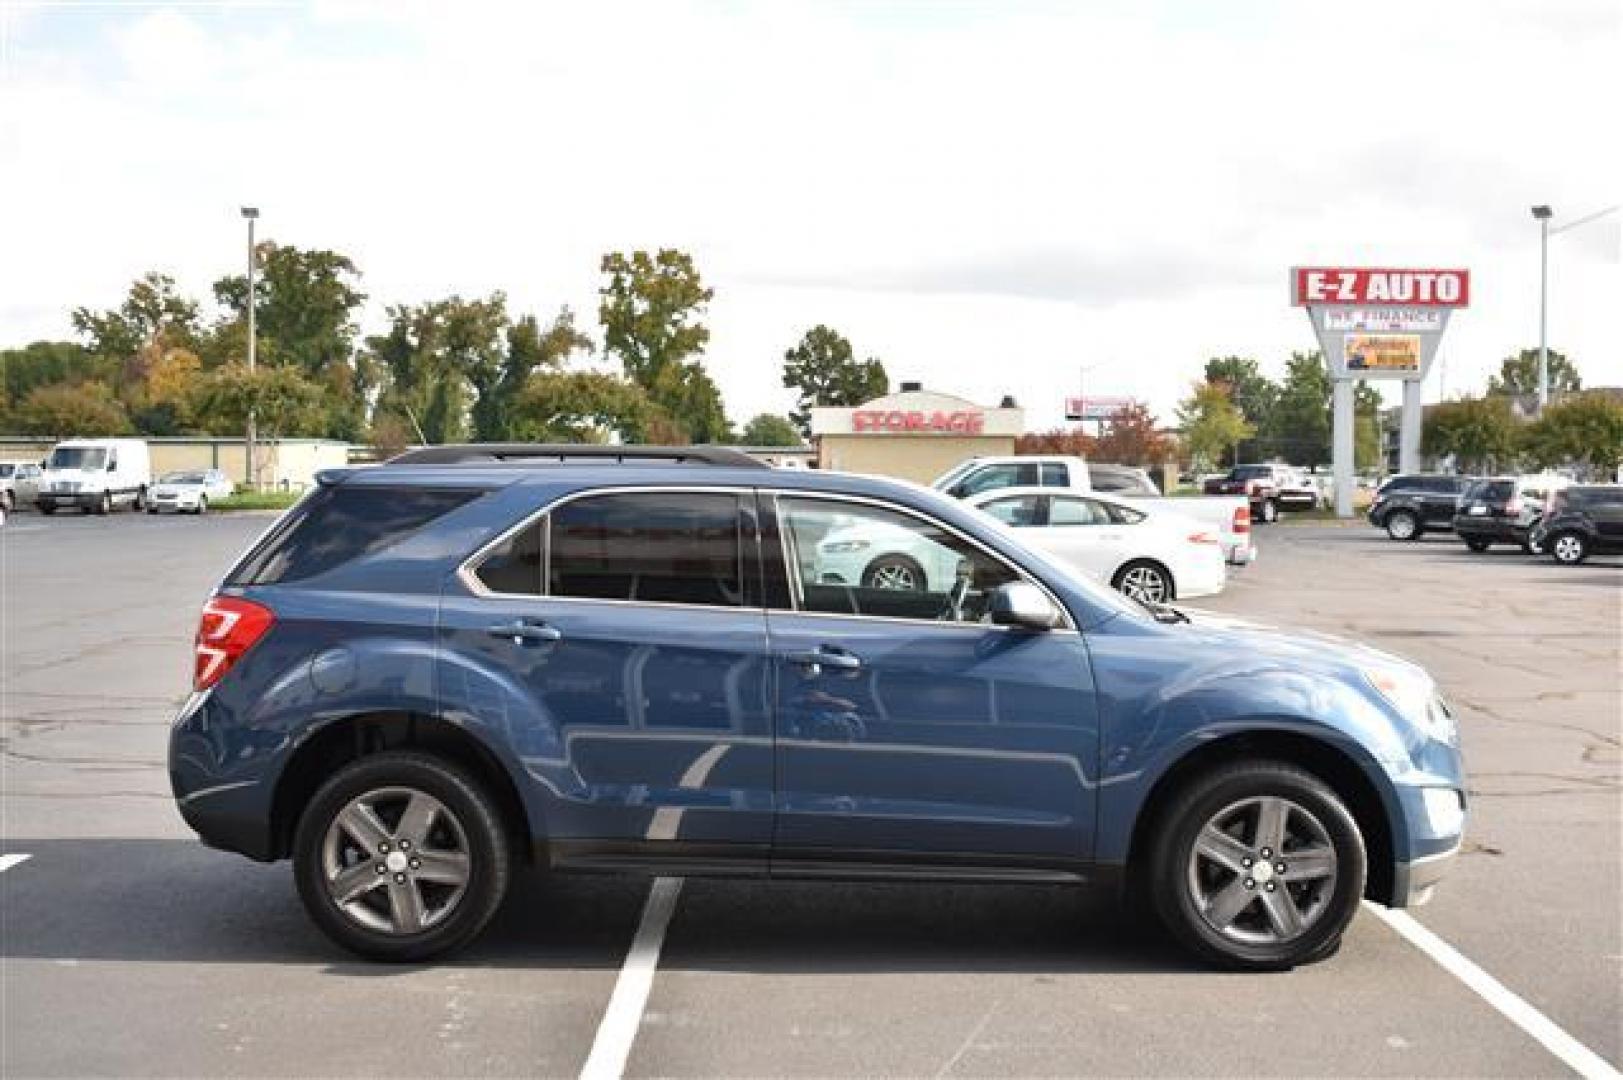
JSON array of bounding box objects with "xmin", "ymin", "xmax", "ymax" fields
[
  {"xmin": 580, "ymin": 876, "xmax": 683, "ymax": 1080},
  {"xmin": 0, "ymin": 853, "xmax": 33, "ymax": 872},
  {"xmin": 1364, "ymin": 901, "xmax": 1621, "ymax": 1079}
]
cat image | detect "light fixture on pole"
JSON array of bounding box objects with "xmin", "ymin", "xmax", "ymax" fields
[
  {"xmin": 241, "ymin": 207, "xmax": 260, "ymax": 488},
  {"xmin": 1531, "ymin": 204, "xmax": 1552, "ymax": 411}
]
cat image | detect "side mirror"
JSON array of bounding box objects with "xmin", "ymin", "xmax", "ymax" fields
[
  {"xmin": 106, "ymin": 460, "xmax": 117, "ymax": 472},
  {"xmin": 989, "ymin": 581, "xmax": 1062, "ymax": 632}
]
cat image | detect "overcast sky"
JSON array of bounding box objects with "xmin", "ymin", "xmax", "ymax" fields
[{"xmin": 2, "ymin": 0, "xmax": 1618, "ymax": 429}]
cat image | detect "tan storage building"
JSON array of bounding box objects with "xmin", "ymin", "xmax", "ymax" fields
[{"xmin": 809, "ymin": 385, "xmax": 1024, "ymax": 484}]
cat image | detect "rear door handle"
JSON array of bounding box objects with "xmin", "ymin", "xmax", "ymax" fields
[
  {"xmin": 783, "ymin": 647, "xmax": 862, "ymax": 673},
  {"xmin": 486, "ymin": 620, "xmax": 562, "ymax": 646}
]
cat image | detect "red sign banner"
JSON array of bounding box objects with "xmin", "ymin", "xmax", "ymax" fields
[
  {"xmin": 852, "ymin": 409, "xmax": 985, "ymax": 434},
  {"xmin": 1293, "ymin": 267, "xmax": 1470, "ymax": 307}
]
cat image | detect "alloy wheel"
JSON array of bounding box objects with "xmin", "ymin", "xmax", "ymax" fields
[
  {"xmin": 320, "ymin": 786, "xmax": 472, "ymax": 936},
  {"xmin": 1387, "ymin": 513, "xmax": 1416, "ymax": 540},
  {"xmin": 1552, "ymin": 534, "xmax": 1584, "ymax": 564},
  {"xmin": 1185, "ymin": 795, "xmax": 1338, "ymax": 946},
  {"xmin": 869, "ymin": 563, "xmax": 918, "ymax": 590},
  {"xmin": 1119, "ymin": 565, "xmax": 1169, "ymax": 604}
]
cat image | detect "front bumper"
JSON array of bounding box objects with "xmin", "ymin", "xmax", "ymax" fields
[
  {"xmin": 36, "ymin": 492, "xmax": 102, "ymax": 508},
  {"xmin": 1392, "ymin": 840, "xmax": 1461, "ymax": 907}
]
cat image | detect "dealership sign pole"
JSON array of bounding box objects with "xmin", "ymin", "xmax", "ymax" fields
[{"xmin": 1292, "ymin": 267, "xmax": 1470, "ymax": 517}]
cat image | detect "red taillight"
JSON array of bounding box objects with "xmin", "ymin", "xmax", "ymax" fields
[
  {"xmin": 1188, "ymin": 531, "xmax": 1220, "ymax": 545},
  {"xmin": 194, "ymin": 596, "xmax": 275, "ymax": 691},
  {"xmin": 1232, "ymin": 506, "xmax": 1251, "ymax": 534}
]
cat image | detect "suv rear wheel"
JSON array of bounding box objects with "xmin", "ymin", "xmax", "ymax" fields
[
  {"xmin": 1550, "ymin": 531, "xmax": 1588, "ymax": 565},
  {"xmin": 1149, "ymin": 761, "xmax": 1366, "ymax": 970},
  {"xmin": 293, "ymin": 751, "xmax": 511, "ymax": 961},
  {"xmin": 1385, "ymin": 510, "xmax": 1420, "ymax": 541}
]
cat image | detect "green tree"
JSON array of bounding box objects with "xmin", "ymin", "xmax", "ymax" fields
[
  {"xmin": 1, "ymin": 341, "xmax": 111, "ymax": 418},
  {"xmin": 190, "ymin": 363, "xmax": 327, "ymax": 439},
  {"xmin": 507, "ymin": 370, "xmax": 651, "ymax": 444},
  {"xmin": 212, "ymin": 245, "xmax": 370, "ymax": 439},
  {"xmin": 1521, "ymin": 393, "xmax": 1623, "ymax": 474},
  {"xmin": 15, "ymin": 382, "xmax": 130, "ymax": 435},
  {"xmin": 1263, "ymin": 351, "xmax": 1332, "ymax": 465},
  {"xmin": 1422, "ymin": 396, "xmax": 1519, "ymax": 473},
  {"xmin": 1177, "ymin": 381, "xmax": 1254, "ymax": 470},
  {"xmin": 1354, "ymin": 383, "xmax": 1384, "ymax": 471},
  {"xmin": 367, "ymin": 301, "xmax": 470, "ymax": 444},
  {"xmin": 71, "ymin": 272, "xmax": 201, "ymax": 400},
  {"xmin": 598, "ymin": 249, "xmax": 730, "ymax": 442},
  {"xmin": 1203, "ymin": 355, "xmax": 1277, "ymax": 430},
  {"xmin": 739, "ymin": 413, "xmax": 803, "ymax": 446},
  {"xmin": 1487, "ymin": 348, "xmax": 1580, "ymax": 397},
  {"xmin": 782, "ymin": 325, "xmax": 889, "ymax": 436},
  {"xmin": 485, "ymin": 308, "xmax": 594, "ymax": 441}
]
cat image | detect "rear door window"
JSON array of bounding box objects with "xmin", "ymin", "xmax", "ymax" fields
[
  {"xmin": 979, "ymin": 494, "xmax": 1042, "ymax": 527},
  {"xmin": 1039, "ymin": 463, "xmax": 1069, "ymax": 487},
  {"xmin": 547, "ymin": 491, "xmax": 745, "ymax": 608},
  {"xmin": 1048, "ymin": 497, "xmax": 1111, "ymax": 526},
  {"xmin": 230, "ymin": 486, "xmax": 480, "ymax": 585}
]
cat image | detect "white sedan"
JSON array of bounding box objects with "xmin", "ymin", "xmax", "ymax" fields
[
  {"xmin": 147, "ymin": 469, "xmax": 235, "ymax": 515},
  {"xmin": 966, "ymin": 487, "xmax": 1226, "ymax": 603}
]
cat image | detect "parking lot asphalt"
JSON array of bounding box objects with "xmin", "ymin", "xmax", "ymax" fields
[{"xmin": 2, "ymin": 510, "xmax": 1619, "ymax": 1077}]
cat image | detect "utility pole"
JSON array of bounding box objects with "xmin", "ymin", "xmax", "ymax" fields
[
  {"xmin": 1532, "ymin": 205, "xmax": 1551, "ymax": 411},
  {"xmin": 241, "ymin": 206, "xmax": 260, "ymax": 488}
]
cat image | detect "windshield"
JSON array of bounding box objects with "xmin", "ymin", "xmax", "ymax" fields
[
  {"xmin": 161, "ymin": 471, "xmax": 207, "ymax": 484},
  {"xmin": 47, "ymin": 447, "xmax": 107, "ymax": 470},
  {"xmin": 0, "ymin": 464, "xmax": 13, "ymax": 478}
]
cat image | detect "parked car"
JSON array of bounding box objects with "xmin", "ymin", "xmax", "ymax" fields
[
  {"xmin": 933, "ymin": 455, "xmax": 1254, "ymax": 567},
  {"xmin": 1367, "ymin": 474, "xmax": 1474, "ymax": 541},
  {"xmin": 932, "ymin": 455, "xmax": 1091, "ymax": 497},
  {"xmin": 1529, "ymin": 485, "xmax": 1623, "ymax": 565},
  {"xmin": 967, "ymin": 487, "xmax": 1226, "ymax": 603},
  {"xmin": 1452, "ymin": 475, "xmax": 1571, "ymax": 553},
  {"xmin": 1203, "ymin": 464, "xmax": 1319, "ymax": 522},
  {"xmin": 169, "ymin": 443, "xmax": 1466, "ymax": 969},
  {"xmin": 0, "ymin": 460, "xmax": 43, "ymax": 511},
  {"xmin": 35, "ymin": 438, "xmax": 152, "ymax": 515},
  {"xmin": 147, "ymin": 469, "xmax": 235, "ymax": 515}
]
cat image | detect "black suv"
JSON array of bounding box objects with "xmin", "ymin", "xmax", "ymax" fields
[
  {"xmin": 1531, "ymin": 485, "xmax": 1623, "ymax": 565},
  {"xmin": 1368, "ymin": 474, "xmax": 1474, "ymax": 541}
]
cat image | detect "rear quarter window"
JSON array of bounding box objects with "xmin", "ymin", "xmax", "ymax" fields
[{"xmin": 228, "ymin": 486, "xmax": 480, "ymax": 585}]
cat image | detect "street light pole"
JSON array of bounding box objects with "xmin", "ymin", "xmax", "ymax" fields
[
  {"xmin": 1532, "ymin": 205, "xmax": 1552, "ymax": 411},
  {"xmin": 241, "ymin": 207, "xmax": 259, "ymax": 488}
]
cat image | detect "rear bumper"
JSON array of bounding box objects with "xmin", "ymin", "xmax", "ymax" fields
[{"xmin": 1452, "ymin": 516, "xmax": 1524, "ymax": 542}]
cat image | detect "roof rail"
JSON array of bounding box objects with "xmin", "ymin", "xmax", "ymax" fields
[{"xmin": 386, "ymin": 443, "xmax": 770, "ymax": 469}]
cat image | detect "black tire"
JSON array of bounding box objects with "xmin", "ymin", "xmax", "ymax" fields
[
  {"xmin": 293, "ymin": 751, "xmax": 512, "ymax": 962},
  {"xmin": 1112, "ymin": 559, "xmax": 1175, "ymax": 604},
  {"xmin": 1549, "ymin": 531, "xmax": 1588, "ymax": 566},
  {"xmin": 1260, "ymin": 498, "xmax": 1280, "ymax": 524},
  {"xmin": 861, "ymin": 553, "xmax": 927, "ymax": 592},
  {"xmin": 39, "ymin": 504, "xmax": 55, "ymax": 516},
  {"xmin": 95, "ymin": 491, "xmax": 112, "ymax": 516},
  {"xmin": 195, "ymin": 496, "xmax": 208, "ymax": 516},
  {"xmin": 1148, "ymin": 760, "xmax": 1366, "ymax": 971},
  {"xmin": 132, "ymin": 487, "xmax": 146, "ymax": 512},
  {"xmin": 1464, "ymin": 537, "xmax": 1490, "ymax": 552},
  {"xmin": 1, "ymin": 491, "xmax": 13, "ymax": 513},
  {"xmin": 1384, "ymin": 510, "xmax": 1420, "ymax": 541}
]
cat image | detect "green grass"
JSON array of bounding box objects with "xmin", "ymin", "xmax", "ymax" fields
[{"xmin": 212, "ymin": 490, "xmax": 304, "ymax": 512}]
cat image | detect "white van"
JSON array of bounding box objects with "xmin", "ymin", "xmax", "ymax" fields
[{"xmin": 36, "ymin": 438, "xmax": 152, "ymax": 516}]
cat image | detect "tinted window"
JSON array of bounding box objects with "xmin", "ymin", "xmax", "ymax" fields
[
  {"xmin": 548, "ymin": 492, "xmax": 743, "ymax": 608},
  {"xmin": 1104, "ymin": 502, "xmax": 1147, "ymax": 524},
  {"xmin": 475, "ymin": 522, "xmax": 544, "ymax": 595},
  {"xmin": 1049, "ymin": 497, "xmax": 1111, "ymax": 526},
  {"xmin": 1474, "ymin": 480, "xmax": 1513, "ymax": 501},
  {"xmin": 980, "ymin": 494, "xmax": 1041, "ymax": 527},
  {"xmin": 230, "ymin": 486, "xmax": 479, "ymax": 585},
  {"xmin": 778, "ymin": 496, "xmax": 1020, "ymax": 624},
  {"xmin": 1040, "ymin": 463, "xmax": 1069, "ymax": 487},
  {"xmin": 1233, "ymin": 465, "xmax": 1273, "ymax": 480},
  {"xmin": 955, "ymin": 463, "xmax": 1038, "ymax": 496}
]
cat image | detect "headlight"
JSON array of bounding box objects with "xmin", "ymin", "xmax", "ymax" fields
[
  {"xmin": 1362, "ymin": 666, "xmax": 1456, "ymax": 745},
  {"xmin": 821, "ymin": 540, "xmax": 871, "ymax": 554}
]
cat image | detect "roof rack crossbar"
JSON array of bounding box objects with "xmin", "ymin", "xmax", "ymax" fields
[{"xmin": 387, "ymin": 444, "xmax": 770, "ymax": 469}]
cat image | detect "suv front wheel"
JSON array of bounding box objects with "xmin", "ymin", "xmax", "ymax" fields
[
  {"xmin": 1549, "ymin": 531, "xmax": 1588, "ymax": 565},
  {"xmin": 1384, "ymin": 509, "xmax": 1420, "ymax": 541},
  {"xmin": 1149, "ymin": 761, "xmax": 1366, "ymax": 970},
  {"xmin": 293, "ymin": 751, "xmax": 512, "ymax": 961}
]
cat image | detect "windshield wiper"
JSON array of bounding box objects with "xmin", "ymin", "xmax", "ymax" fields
[{"xmin": 1143, "ymin": 601, "xmax": 1190, "ymax": 624}]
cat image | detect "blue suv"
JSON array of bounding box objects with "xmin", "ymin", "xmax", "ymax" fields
[{"xmin": 170, "ymin": 445, "xmax": 1466, "ymax": 968}]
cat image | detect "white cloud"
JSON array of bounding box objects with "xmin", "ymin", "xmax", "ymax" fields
[{"xmin": 1, "ymin": 0, "xmax": 1617, "ymax": 430}]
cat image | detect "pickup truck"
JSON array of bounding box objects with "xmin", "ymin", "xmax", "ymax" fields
[
  {"xmin": 933, "ymin": 455, "xmax": 1255, "ymax": 566},
  {"xmin": 1202, "ymin": 463, "xmax": 1321, "ymax": 522}
]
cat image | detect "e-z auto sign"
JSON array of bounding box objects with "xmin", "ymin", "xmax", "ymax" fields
[{"xmin": 1292, "ymin": 267, "xmax": 1470, "ymax": 307}]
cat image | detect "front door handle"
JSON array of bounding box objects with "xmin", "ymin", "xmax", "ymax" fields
[
  {"xmin": 485, "ymin": 620, "xmax": 562, "ymax": 646},
  {"xmin": 783, "ymin": 647, "xmax": 862, "ymax": 674}
]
